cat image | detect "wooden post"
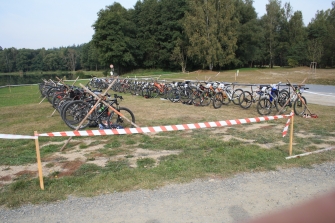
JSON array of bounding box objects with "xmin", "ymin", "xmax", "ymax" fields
[
  {"xmin": 39, "ymin": 96, "xmax": 46, "ymax": 104},
  {"xmin": 34, "ymin": 131, "xmax": 44, "ymax": 190},
  {"xmin": 289, "ymin": 111, "xmax": 294, "ymax": 156},
  {"xmin": 276, "ymin": 78, "xmax": 308, "ymax": 115},
  {"xmin": 79, "ymin": 84, "xmax": 140, "ymax": 128},
  {"xmin": 60, "ymin": 78, "xmax": 118, "ymax": 151}
]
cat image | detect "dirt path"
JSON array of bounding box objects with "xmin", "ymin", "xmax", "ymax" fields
[{"xmin": 1, "ymin": 161, "xmax": 335, "ymax": 223}]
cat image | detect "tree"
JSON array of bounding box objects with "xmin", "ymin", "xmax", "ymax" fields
[
  {"xmin": 133, "ymin": 0, "xmax": 161, "ymax": 68},
  {"xmin": 171, "ymin": 37, "xmax": 188, "ymax": 72},
  {"xmin": 234, "ymin": 0, "xmax": 264, "ymax": 67},
  {"xmin": 183, "ymin": 0, "xmax": 238, "ymax": 70},
  {"xmin": 92, "ymin": 2, "xmax": 138, "ymax": 73},
  {"xmin": 16, "ymin": 49, "xmax": 33, "ymax": 72},
  {"xmin": 262, "ymin": 0, "xmax": 282, "ymax": 68},
  {"xmin": 307, "ymin": 9, "xmax": 328, "ymax": 66},
  {"xmin": 287, "ymin": 11, "xmax": 307, "ymax": 65}
]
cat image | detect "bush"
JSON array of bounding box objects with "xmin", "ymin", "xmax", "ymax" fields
[{"xmin": 288, "ymin": 58, "xmax": 299, "ymax": 67}]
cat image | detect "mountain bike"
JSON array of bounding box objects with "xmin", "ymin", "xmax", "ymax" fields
[
  {"xmin": 61, "ymin": 93, "xmax": 135, "ymax": 130},
  {"xmin": 256, "ymin": 82, "xmax": 292, "ymax": 115},
  {"xmin": 239, "ymin": 84, "xmax": 264, "ymax": 109},
  {"xmin": 212, "ymin": 83, "xmax": 243, "ymax": 109},
  {"xmin": 276, "ymin": 84, "xmax": 309, "ymax": 116}
]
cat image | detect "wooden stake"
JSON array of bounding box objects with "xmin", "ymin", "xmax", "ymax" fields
[
  {"xmin": 287, "ymin": 79, "xmax": 313, "ymax": 115},
  {"xmin": 34, "ymin": 131, "xmax": 44, "ymax": 190},
  {"xmin": 60, "ymin": 78, "xmax": 118, "ymax": 151},
  {"xmin": 39, "ymin": 96, "xmax": 46, "ymax": 104},
  {"xmin": 79, "ymin": 84, "xmax": 140, "ymax": 128},
  {"xmin": 289, "ymin": 111, "xmax": 294, "ymax": 156},
  {"xmin": 286, "ymin": 147, "xmax": 335, "ymax": 159},
  {"xmin": 276, "ymin": 78, "xmax": 308, "ymax": 115}
]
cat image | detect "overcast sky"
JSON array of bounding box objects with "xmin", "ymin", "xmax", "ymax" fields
[{"xmin": 0, "ymin": 0, "xmax": 332, "ymax": 50}]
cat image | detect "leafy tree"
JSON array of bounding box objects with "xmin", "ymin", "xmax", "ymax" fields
[
  {"xmin": 307, "ymin": 10, "xmax": 328, "ymax": 66},
  {"xmin": 31, "ymin": 48, "xmax": 46, "ymax": 71},
  {"xmin": 183, "ymin": 0, "xmax": 238, "ymax": 70},
  {"xmin": 287, "ymin": 11, "xmax": 307, "ymax": 65},
  {"xmin": 262, "ymin": 0, "xmax": 282, "ymax": 68},
  {"xmin": 171, "ymin": 37, "xmax": 188, "ymax": 72},
  {"xmin": 16, "ymin": 49, "xmax": 34, "ymax": 72},
  {"xmin": 133, "ymin": 0, "xmax": 161, "ymax": 68},
  {"xmin": 92, "ymin": 2, "xmax": 138, "ymax": 73},
  {"xmin": 234, "ymin": 0, "xmax": 264, "ymax": 67},
  {"xmin": 156, "ymin": 0, "xmax": 187, "ymax": 69}
]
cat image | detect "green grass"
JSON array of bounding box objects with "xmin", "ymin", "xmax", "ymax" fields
[{"xmin": 0, "ymin": 69, "xmax": 335, "ymax": 208}]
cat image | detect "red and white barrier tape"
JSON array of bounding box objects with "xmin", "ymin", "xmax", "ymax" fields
[
  {"xmin": 0, "ymin": 134, "xmax": 37, "ymax": 140},
  {"xmin": 282, "ymin": 112, "xmax": 294, "ymax": 137},
  {"xmin": 38, "ymin": 114, "xmax": 292, "ymax": 137}
]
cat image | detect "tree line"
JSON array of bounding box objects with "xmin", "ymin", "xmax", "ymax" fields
[{"xmin": 0, "ymin": 0, "xmax": 334, "ymax": 75}]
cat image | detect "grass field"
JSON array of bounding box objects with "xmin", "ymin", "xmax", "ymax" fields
[{"xmin": 0, "ymin": 67, "xmax": 334, "ymax": 208}]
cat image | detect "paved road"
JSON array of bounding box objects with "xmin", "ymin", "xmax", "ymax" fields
[
  {"xmin": 1, "ymin": 162, "xmax": 335, "ymax": 223},
  {"xmin": 304, "ymin": 84, "xmax": 335, "ymax": 106}
]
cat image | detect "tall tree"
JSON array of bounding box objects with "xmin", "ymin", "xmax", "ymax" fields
[
  {"xmin": 262, "ymin": 0, "xmax": 282, "ymax": 68},
  {"xmin": 133, "ymin": 0, "xmax": 161, "ymax": 68},
  {"xmin": 287, "ymin": 11, "xmax": 307, "ymax": 65},
  {"xmin": 234, "ymin": 0, "xmax": 264, "ymax": 67},
  {"xmin": 156, "ymin": 0, "xmax": 187, "ymax": 69},
  {"xmin": 183, "ymin": 0, "xmax": 238, "ymax": 70},
  {"xmin": 307, "ymin": 9, "xmax": 328, "ymax": 66},
  {"xmin": 92, "ymin": 2, "xmax": 138, "ymax": 73}
]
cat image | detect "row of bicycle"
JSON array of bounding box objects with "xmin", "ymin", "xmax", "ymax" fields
[
  {"xmin": 39, "ymin": 79, "xmax": 136, "ymax": 130},
  {"xmin": 99, "ymin": 77, "xmax": 308, "ymax": 116}
]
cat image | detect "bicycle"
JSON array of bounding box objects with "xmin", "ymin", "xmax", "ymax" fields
[
  {"xmin": 212, "ymin": 83, "xmax": 243, "ymax": 109},
  {"xmin": 277, "ymin": 83, "xmax": 309, "ymax": 116},
  {"xmin": 61, "ymin": 93, "xmax": 135, "ymax": 130},
  {"xmin": 239, "ymin": 84, "xmax": 264, "ymax": 109},
  {"xmin": 256, "ymin": 82, "xmax": 288, "ymax": 115}
]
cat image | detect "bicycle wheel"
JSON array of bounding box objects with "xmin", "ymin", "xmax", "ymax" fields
[
  {"xmin": 57, "ymin": 98, "xmax": 73, "ymax": 113},
  {"xmin": 232, "ymin": 88, "xmax": 244, "ymax": 105},
  {"xmin": 167, "ymin": 89, "xmax": 180, "ymax": 103},
  {"xmin": 293, "ymin": 96, "xmax": 307, "ymax": 116},
  {"xmin": 97, "ymin": 105, "xmax": 110, "ymax": 129},
  {"xmin": 52, "ymin": 92, "xmax": 67, "ymax": 109},
  {"xmin": 46, "ymin": 87, "xmax": 59, "ymax": 104},
  {"xmin": 213, "ymin": 92, "xmax": 223, "ymax": 109},
  {"xmin": 276, "ymin": 89, "xmax": 290, "ymax": 114},
  {"xmin": 257, "ymin": 98, "xmax": 272, "ymax": 116},
  {"xmin": 239, "ymin": 91, "xmax": 253, "ymax": 109},
  {"xmin": 179, "ymin": 89, "xmax": 190, "ymax": 104},
  {"xmin": 200, "ymin": 92, "xmax": 212, "ymax": 106},
  {"xmin": 150, "ymin": 86, "xmax": 160, "ymax": 98},
  {"xmin": 61, "ymin": 100, "xmax": 94, "ymax": 130},
  {"xmin": 107, "ymin": 107, "xmax": 135, "ymax": 129}
]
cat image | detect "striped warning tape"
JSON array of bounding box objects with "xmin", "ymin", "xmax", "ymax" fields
[
  {"xmin": 38, "ymin": 114, "xmax": 292, "ymax": 137},
  {"xmin": 0, "ymin": 134, "xmax": 37, "ymax": 140},
  {"xmin": 282, "ymin": 112, "xmax": 294, "ymax": 137}
]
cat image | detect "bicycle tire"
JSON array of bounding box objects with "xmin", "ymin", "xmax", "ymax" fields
[
  {"xmin": 52, "ymin": 92, "xmax": 67, "ymax": 109},
  {"xmin": 200, "ymin": 92, "xmax": 212, "ymax": 106},
  {"xmin": 61, "ymin": 100, "xmax": 94, "ymax": 130},
  {"xmin": 257, "ymin": 98, "xmax": 272, "ymax": 116},
  {"xmin": 239, "ymin": 91, "xmax": 253, "ymax": 109},
  {"xmin": 232, "ymin": 88, "xmax": 244, "ymax": 105},
  {"xmin": 293, "ymin": 96, "xmax": 307, "ymax": 116},
  {"xmin": 213, "ymin": 92, "xmax": 223, "ymax": 109},
  {"xmin": 150, "ymin": 86, "xmax": 160, "ymax": 98},
  {"xmin": 276, "ymin": 89, "xmax": 290, "ymax": 114},
  {"xmin": 107, "ymin": 107, "xmax": 135, "ymax": 129}
]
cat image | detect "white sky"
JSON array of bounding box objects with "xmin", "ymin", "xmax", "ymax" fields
[{"xmin": 0, "ymin": 0, "xmax": 332, "ymax": 50}]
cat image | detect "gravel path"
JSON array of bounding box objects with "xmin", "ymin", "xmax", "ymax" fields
[{"xmin": 1, "ymin": 161, "xmax": 334, "ymax": 223}]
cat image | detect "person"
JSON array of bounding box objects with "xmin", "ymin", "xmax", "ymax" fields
[{"xmin": 110, "ymin": 64, "xmax": 114, "ymax": 76}]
